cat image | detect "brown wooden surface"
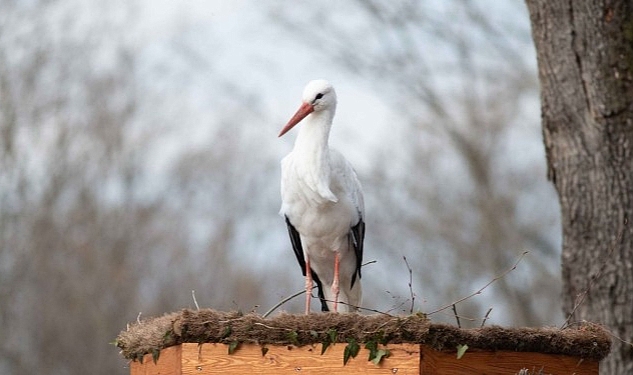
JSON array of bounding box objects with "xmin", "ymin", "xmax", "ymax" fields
[
  {"xmin": 130, "ymin": 345, "xmax": 182, "ymax": 375},
  {"xmin": 130, "ymin": 343, "xmax": 600, "ymax": 375},
  {"xmin": 181, "ymin": 343, "xmax": 420, "ymax": 375},
  {"xmin": 420, "ymin": 345, "xmax": 599, "ymax": 375}
]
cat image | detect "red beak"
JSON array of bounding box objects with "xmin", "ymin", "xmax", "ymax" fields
[{"xmin": 278, "ymin": 102, "xmax": 314, "ymax": 137}]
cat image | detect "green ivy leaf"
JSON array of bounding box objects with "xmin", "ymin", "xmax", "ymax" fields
[
  {"xmin": 343, "ymin": 338, "xmax": 360, "ymax": 365},
  {"xmin": 456, "ymin": 344, "xmax": 469, "ymax": 359},
  {"xmin": 371, "ymin": 349, "xmax": 390, "ymax": 365},
  {"xmin": 287, "ymin": 331, "xmax": 299, "ymax": 346},
  {"xmin": 321, "ymin": 328, "xmax": 338, "ymax": 355},
  {"xmin": 228, "ymin": 341, "xmax": 240, "ymax": 355},
  {"xmin": 365, "ymin": 340, "xmax": 378, "ymax": 361},
  {"xmin": 376, "ymin": 331, "xmax": 388, "ymax": 345},
  {"xmin": 321, "ymin": 339, "xmax": 331, "ymax": 355},
  {"xmin": 327, "ymin": 328, "xmax": 338, "ymax": 343},
  {"xmin": 151, "ymin": 349, "xmax": 161, "ymax": 364},
  {"xmin": 162, "ymin": 330, "xmax": 172, "ymax": 343},
  {"xmin": 221, "ymin": 325, "xmax": 232, "ymax": 339}
]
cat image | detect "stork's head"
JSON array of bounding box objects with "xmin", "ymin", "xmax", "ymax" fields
[
  {"xmin": 302, "ymin": 79, "xmax": 336, "ymax": 112},
  {"xmin": 278, "ymin": 80, "xmax": 337, "ymax": 137}
]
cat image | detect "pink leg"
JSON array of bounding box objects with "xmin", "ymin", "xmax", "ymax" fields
[
  {"xmin": 332, "ymin": 253, "xmax": 340, "ymax": 312},
  {"xmin": 305, "ymin": 257, "xmax": 313, "ymax": 315}
]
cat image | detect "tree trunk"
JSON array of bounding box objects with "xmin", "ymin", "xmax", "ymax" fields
[{"xmin": 525, "ymin": 1, "xmax": 633, "ymax": 374}]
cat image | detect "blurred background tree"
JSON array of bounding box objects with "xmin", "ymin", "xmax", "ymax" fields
[{"xmin": 0, "ymin": 0, "xmax": 560, "ymax": 374}]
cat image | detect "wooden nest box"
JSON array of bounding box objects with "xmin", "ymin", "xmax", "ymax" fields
[{"xmin": 116, "ymin": 309, "xmax": 611, "ymax": 375}]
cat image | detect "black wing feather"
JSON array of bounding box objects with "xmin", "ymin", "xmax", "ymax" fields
[
  {"xmin": 284, "ymin": 216, "xmax": 329, "ymax": 312},
  {"xmin": 350, "ymin": 218, "xmax": 365, "ymax": 288}
]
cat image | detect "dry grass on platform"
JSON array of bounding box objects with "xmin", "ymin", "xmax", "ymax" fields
[{"xmin": 116, "ymin": 308, "xmax": 611, "ymax": 362}]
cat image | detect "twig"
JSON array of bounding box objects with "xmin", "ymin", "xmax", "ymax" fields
[
  {"xmin": 252, "ymin": 321, "xmax": 280, "ymax": 330},
  {"xmin": 403, "ymin": 256, "xmax": 415, "ymax": 314},
  {"xmin": 436, "ymin": 309, "xmax": 478, "ymax": 322},
  {"xmin": 323, "ymin": 298, "xmax": 394, "ymax": 316},
  {"xmin": 192, "ymin": 290, "xmax": 200, "ymax": 311},
  {"xmin": 427, "ymin": 251, "xmax": 528, "ymax": 316},
  {"xmin": 385, "ymin": 299, "xmax": 408, "ymax": 315},
  {"xmin": 362, "ymin": 260, "xmax": 377, "ymax": 267},
  {"xmin": 252, "ymin": 317, "xmax": 410, "ymax": 339},
  {"xmin": 564, "ymin": 321, "xmax": 633, "ymax": 347},
  {"xmin": 481, "ymin": 307, "xmax": 493, "ymax": 328},
  {"xmin": 265, "ymin": 288, "xmax": 394, "ymax": 317},
  {"xmin": 603, "ymin": 328, "xmax": 633, "ymax": 347},
  {"xmin": 560, "ymin": 220, "xmax": 626, "ymax": 329},
  {"xmin": 263, "ymin": 289, "xmax": 306, "ymax": 318},
  {"xmin": 263, "ymin": 259, "xmax": 379, "ymax": 318},
  {"xmin": 452, "ymin": 304, "xmax": 461, "ymax": 328},
  {"xmin": 136, "ymin": 312, "xmax": 142, "ymax": 324}
]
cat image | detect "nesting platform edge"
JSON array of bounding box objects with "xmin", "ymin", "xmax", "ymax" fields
[
  {"xmin": 128, "ymin": 342, "xmax": 600, "ymax": 375},
  {"xmin": 117, "ymin": 309, "xmax": 611, "ymax": 375}
]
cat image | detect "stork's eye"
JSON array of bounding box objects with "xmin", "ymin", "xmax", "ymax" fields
[{"xmin": 315, "ymin": 93, "xmax": 324, "ymax": 100}]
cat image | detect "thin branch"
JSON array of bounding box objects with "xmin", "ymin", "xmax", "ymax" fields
[
  {"xmin": 452, "ymin": 304, "xmax": 461, "ymax": 328},
  {"xmin": 427, "ymin": 251, "xmax": 528, "ymax": 316},
  {"xmin": 481, "ymin": 307, "xmax": 493, "ymax": 328},
  {"xmin": 324, "ymin": 299, "xmax": 394, "ymax": 316},
  {"xmin": 263, "ymin": 289, "xmax": 306, "ymax": 318},
  {"xmin": 435, "ymin": 309, "xmax": 478, "ymax": 322},
  {"xmin": 563, "ymin": 321, "xmax": 633, "ymax": 347},
  {"xmin": 602, "ymin": 328, "xmax": 633, "ymax": 347},
  {"xmin": 385, "ymin": 299, "xmax": 409, "ymax": 315},
  {"xmin": 265, "ymin": 289, "xmax": 395, "ymax": 317},
  {"xmin": 264, "ymin": 260, "xmax": 379, "ymax": 318},
  {"xmin": 252, "ymin": 321, "xmax": 280, "ymax": 331},
  {"xmin": 403, "ymin": 256, "xmax": 415, "ymax": 314},
  {"xmin": 191, "ymin": 290, "xmax": 200, "ymax": 311}
]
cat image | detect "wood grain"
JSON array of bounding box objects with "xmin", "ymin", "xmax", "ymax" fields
[
  {"xmin": 130, "ymin": 343, "xmax": 601, "ymax": 375},
  {"xmin": 130, "ymin": 345, "xmax": 182, "ymax": 375},
  {"xmin": 420, "ymin": 346, "xmax": 599, "ymax": 375},
  {"xmin": 180, "ymin": 343, "xmax": 420, "ymax": 375}
]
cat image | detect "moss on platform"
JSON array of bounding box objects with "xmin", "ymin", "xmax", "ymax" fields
[{"xmin": 116, "ymin": 308, "xmax": 611, "ymax": 362}]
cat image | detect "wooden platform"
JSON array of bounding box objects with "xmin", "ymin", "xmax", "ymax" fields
[{"xmin": 129, "ymin": 342, "xmax": 599, "ymax": 375}]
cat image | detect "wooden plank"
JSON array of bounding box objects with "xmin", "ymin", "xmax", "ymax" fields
[
  {"xmin": 129, "ymin": 343, "xmax": 600, "ymax": 375},
  {"xmin": 419, "ymin": 346, "xmax": 599, "ymax": 375},
  {"xmin": 130, "ymin": 345, "xmax": 182, "ymax": 375},
  {"xmin": 180, "ymin": 343, "xmax": 421, "ymax": 375}
]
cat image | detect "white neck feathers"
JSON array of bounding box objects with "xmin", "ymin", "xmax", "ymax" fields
[{"xmin": 292, "ymin": 109, "xmax": 337, "ymax": 202}]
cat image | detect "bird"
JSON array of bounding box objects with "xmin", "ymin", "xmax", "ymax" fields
[{"xmin": 278, "ymin": 79, "xmax": 365, "ymax": 314}]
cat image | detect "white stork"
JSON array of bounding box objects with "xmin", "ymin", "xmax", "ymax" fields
[{"xmin": 279, "ymin": 80, "xmax": 365, "ymax": 314}]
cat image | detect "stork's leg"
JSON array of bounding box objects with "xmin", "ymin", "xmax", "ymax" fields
[
  {"xmin": 305, "ymin": 257, "xmax": 313, "ymax": 315},
  {"xmin": 332, "ymin": 252, "xmax": 340, "ymax": 313}
]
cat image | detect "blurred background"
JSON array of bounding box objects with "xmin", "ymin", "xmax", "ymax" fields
[{"xmin": 0, "ymin": 0, "xmax": 562, "ymax": 373}]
